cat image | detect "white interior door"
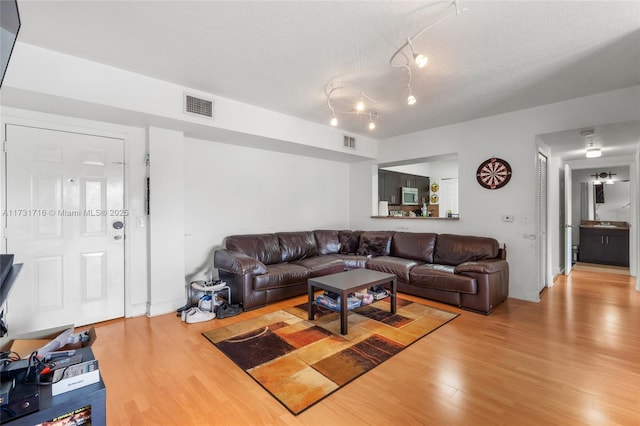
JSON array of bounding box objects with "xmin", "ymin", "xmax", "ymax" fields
[
  {"xmin": 441, "ymin": 178, "xmax": 458, "ymax": 217},
  {"xmin": 564, "ymin": 164, "xmax": 573, "ymax": 275},
  {"xmin": 4, "ymin": 124, "xmax": 125, "ymax": 334}
]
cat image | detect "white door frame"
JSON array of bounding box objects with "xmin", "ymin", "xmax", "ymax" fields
[
  {"xmin": 563, "ymin": 164, "xmax": 573, "ymax": 276},
  {"xmin": 1, "ymin": 108, "xmax": 148, "ymax": 321}
]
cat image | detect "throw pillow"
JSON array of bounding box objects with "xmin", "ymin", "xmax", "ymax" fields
[
  {"xmin": 356, "ymin": 232, "xmax": 393, "ymax": 257},
  {"xmin": 338, "ymin": 230, "xmax": 362, "ymax": 254}
]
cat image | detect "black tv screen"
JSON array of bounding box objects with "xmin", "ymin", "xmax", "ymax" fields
[{"xmin": 0, "ymin": 0, "xmax": 21, "ymax": 88}]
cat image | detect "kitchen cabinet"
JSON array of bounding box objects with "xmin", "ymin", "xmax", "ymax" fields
[
  {"xmin": 416, "ymin": 176, "xmax": 430, "ymax": 205},
  {"xmin": 378, "ymin": 170, "xmax": 401, "ymax": 205},
  {"xmin": 579, "ymin": 227, "xmax": 629, "ymax": 267},
  {"xmin": 378, "ymin": 170, "xmax": 429, "ymax": 206}
]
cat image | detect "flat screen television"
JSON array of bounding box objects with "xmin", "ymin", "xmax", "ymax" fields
[{"xmin": 0, "ymin": 0, "xmax": 21, "ymax": 89}]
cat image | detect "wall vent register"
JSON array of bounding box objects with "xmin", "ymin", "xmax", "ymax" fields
[
  {"xmin": 184, "ymin": 93, "xmax": 214, "ymax": 118},
  {"xmin": 343, "ymin": 135, "xmax": 356, "ymax": 149}
]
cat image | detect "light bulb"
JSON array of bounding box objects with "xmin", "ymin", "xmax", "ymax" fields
[
  {"xmin": 407, "ymin": 94, "xmax": 416, "ymax": 105},
  {"xmin": 368, "ymin": 121, "xmax": 376, "ymax": 130},
  {"xmin": 586, "ymin": 147, "xmax": 601, "ymax": 158},
  {"xmin": 356, "ymin": 100, "xmax": 365, "ymax": 112},
  {"xmin": 414, "ymin": 54, "xmax": 428, "ymax": 68},
  {"xmin": 330, "ymin": 116, "xmax": 338, "ymax": 126}
]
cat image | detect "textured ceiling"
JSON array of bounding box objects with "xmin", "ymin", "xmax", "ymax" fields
[{"xmin": 11, "ymin": 0, "xmax": 640, "ymax": 142}]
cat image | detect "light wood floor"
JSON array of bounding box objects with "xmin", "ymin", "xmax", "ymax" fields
[{"xmin": 88, "ymin": 270, "xmax": 639, "ymax": 425}]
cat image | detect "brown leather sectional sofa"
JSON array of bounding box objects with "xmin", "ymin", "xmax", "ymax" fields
[{"xmin": 213, "ymin": 230, "xmax": 509, "ymax": 314}]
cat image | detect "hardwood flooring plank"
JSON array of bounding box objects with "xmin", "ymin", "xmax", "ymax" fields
[{"xmin": 85, "ymin": 271, "xmax": 639, "ymax": 425}]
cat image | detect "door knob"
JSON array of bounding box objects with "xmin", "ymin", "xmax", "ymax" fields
[
  {"xmin": 114, "ymin": 235, "xmax": 123, "ymax": 240},
  {"xmin": 113, "ymin": 221, "xmax": 124, "ymax": 229}
]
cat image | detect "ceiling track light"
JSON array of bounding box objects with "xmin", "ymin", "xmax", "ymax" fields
[
  {"xmin": 389, "ymin": 0, "xmax": 466, "ymax": 69},
  {"xmin": 323, "ymin": 2, "xmax": 465, "ymax": 131},
  {"xmin": 405, "ymin": 65, "xmax": 417, "ymax": 105},
  {"xmin": 325, "ymin": 81, "xmax": 380, "ymax": 131},
  {"xmin": 368, "ymin": 112, "xmax": 376, "ymax": 130}
]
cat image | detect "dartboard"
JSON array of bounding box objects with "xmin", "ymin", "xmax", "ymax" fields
[{"xmin": 476, "ymin": 157, "xmax": 512, "ymax": 189}]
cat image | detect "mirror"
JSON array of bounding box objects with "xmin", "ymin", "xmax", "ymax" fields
[
  {"xmin": 574, "ymin": 166, "xmax": 630, "ymax": 223},
  {"xmin": 378, "ymin": 153, "xmax": 459, "ymax": 218}
]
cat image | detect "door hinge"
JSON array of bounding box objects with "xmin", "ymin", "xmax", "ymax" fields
[
  {"xmin": 3, "ymin": 228, "xmax": 7, "ymax": 239},
  {"xmin": 2, "ymin": 141, "xmax": 7, "ymax": 153}
]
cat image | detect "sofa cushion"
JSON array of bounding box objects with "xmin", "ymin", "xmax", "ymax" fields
[
  {"xmin": 277, "ymin": 231, "xmax": 318, "ymax": 262},
  {"xmin": 357, "ymin": 231, "xmax": 394, "ymax": 257},
  {"xmin": 410, "ymin": 264, "xmax": 477, "ymax": 294},
  {"xmin": 391, "ymin": 232, "xmax": 437, "ymax": 263},
  {"xmin": 331, "ymin": 254, "xmax": 368, "ymax": 270},
  {"xmin": 225, "ymin": 233, "xmax": 282, "ymax": 265},
  {"xmin": 366, "ymin": 256, "xmax": 422, "ymax": 283},
  {"xmin": 434, "ymin": 234, "xmax": 499, "ymax": 266},
  {"xmin": 313, "ymin": 230, "xmax": 341, "ymax": 255},
  {"xmin": 292, "ymin": 255, "xmax": 344, "ymax": 277},
  {"xmin": 253, "ymin": 263, "xmax": 310, "ymax": 291},
  {"xmin": 339, "ymin": 230, "xmax": 362, "ymax": 254}
]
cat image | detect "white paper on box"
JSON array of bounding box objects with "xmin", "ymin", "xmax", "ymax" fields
[{"xmin": 51, "ymin": 364, "xmax": 100, "ymax": 396}]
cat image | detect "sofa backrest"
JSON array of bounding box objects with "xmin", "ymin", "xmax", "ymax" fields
[
  {"xmin": 277, "ymin": 231, "xmax": 318, "ymax": 262},
  {"xmin": 225, "ymin": 233, "xmax": 282, "ymax": 265},
  {"xmin": 434, "ymin": 234, "xmax": 499, "ymax": 266},
  {"xmin": 391, "ymin": 232, "xmax": 437, "ymax": 263},
  {"xmin": 313, "ymin": 230, "xmax": 341, "ymax": 255}
]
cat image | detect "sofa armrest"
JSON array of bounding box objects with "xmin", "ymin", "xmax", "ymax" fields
[
  {"xmin": 214, "ymin": 249, "xmax": 268, "ymax": 275},
  {"xmin": 455, "ymin": 259, "xmax": 508, "ymax": 274}
]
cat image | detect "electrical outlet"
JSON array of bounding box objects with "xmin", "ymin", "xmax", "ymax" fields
[{"xmin": 502, "ymin": 215, "xmax": 513, "ymax": 222}]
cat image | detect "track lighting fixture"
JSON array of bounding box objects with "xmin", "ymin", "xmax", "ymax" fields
[
  {"xmin": 368, "ymin": 112, "xmax": 376, "ymax": 130},
  {"xmin": 325, "ymin": 81, "xmax": 380, "ymax": 131},
  {"xmin": 405, "ymin": 65, "xmax": 416, "ymax": 105},
  {"xmin": 323, "ymin": 1, "xmax": 465, "ymax": 131}
]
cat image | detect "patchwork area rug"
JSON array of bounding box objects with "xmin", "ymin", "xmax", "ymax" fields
[{"xmin": 202, "ymin": 298, "xmax": 458, "ymax": 415}]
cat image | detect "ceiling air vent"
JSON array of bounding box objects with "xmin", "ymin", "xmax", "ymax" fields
[
  {"xmin": 184, "ymin": 93, "xmax": 214, "ymax": 119},
  {"xmin": 343, "ymin": 135, "xmax": 356, "ymax": 149}
]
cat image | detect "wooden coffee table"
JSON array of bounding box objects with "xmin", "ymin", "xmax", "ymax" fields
[{"xmin": 308, "ymin": 269, "xmax": 397, "ymax": 335}]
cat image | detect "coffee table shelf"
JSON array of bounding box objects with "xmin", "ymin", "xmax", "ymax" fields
[{"xmin": 308, "ymin": 269, "xmax": 397, "ymax": 335}]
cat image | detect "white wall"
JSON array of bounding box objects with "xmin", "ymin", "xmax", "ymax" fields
[
  {"xmin": 2, "ymin": 42, "xmax": 379, "ymax": 161},
  {"xmin": 351, "ymin": 86, "xmax": 640, "ymax": 303},
  {"xmin": 147, "ymin": 127, "xmax": 186, "ymax": 315},
  {"xmin": 183, "ymin": 137, "xmax": 351, "ymax": 282}
]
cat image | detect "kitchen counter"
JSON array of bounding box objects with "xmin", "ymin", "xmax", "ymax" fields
[
  {"xmin": 580, "ymin": 220, "xmax": 629, "ymax": 229},
  {"xmin": 371, "ymin": 216, "xmax": 459, "ymax": 220}
]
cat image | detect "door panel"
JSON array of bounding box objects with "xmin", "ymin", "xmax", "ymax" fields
[{"xmin": 4, "ymin": 124, "xmax": 125, "ymax": 334}]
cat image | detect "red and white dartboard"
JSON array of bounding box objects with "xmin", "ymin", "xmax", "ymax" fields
[{"xmin": 476, "ymin": 157, "xmax": 512, "ymax": 190}]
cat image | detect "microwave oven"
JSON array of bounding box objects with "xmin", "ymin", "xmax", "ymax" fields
[{"xmin": 401, "ymin": 187, "xmax": 419, "ymax": 205}]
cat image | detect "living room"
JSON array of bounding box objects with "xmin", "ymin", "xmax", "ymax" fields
[{"xmin": 0, "ymin": 1, "xmax": 639, "ymax": 424}]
